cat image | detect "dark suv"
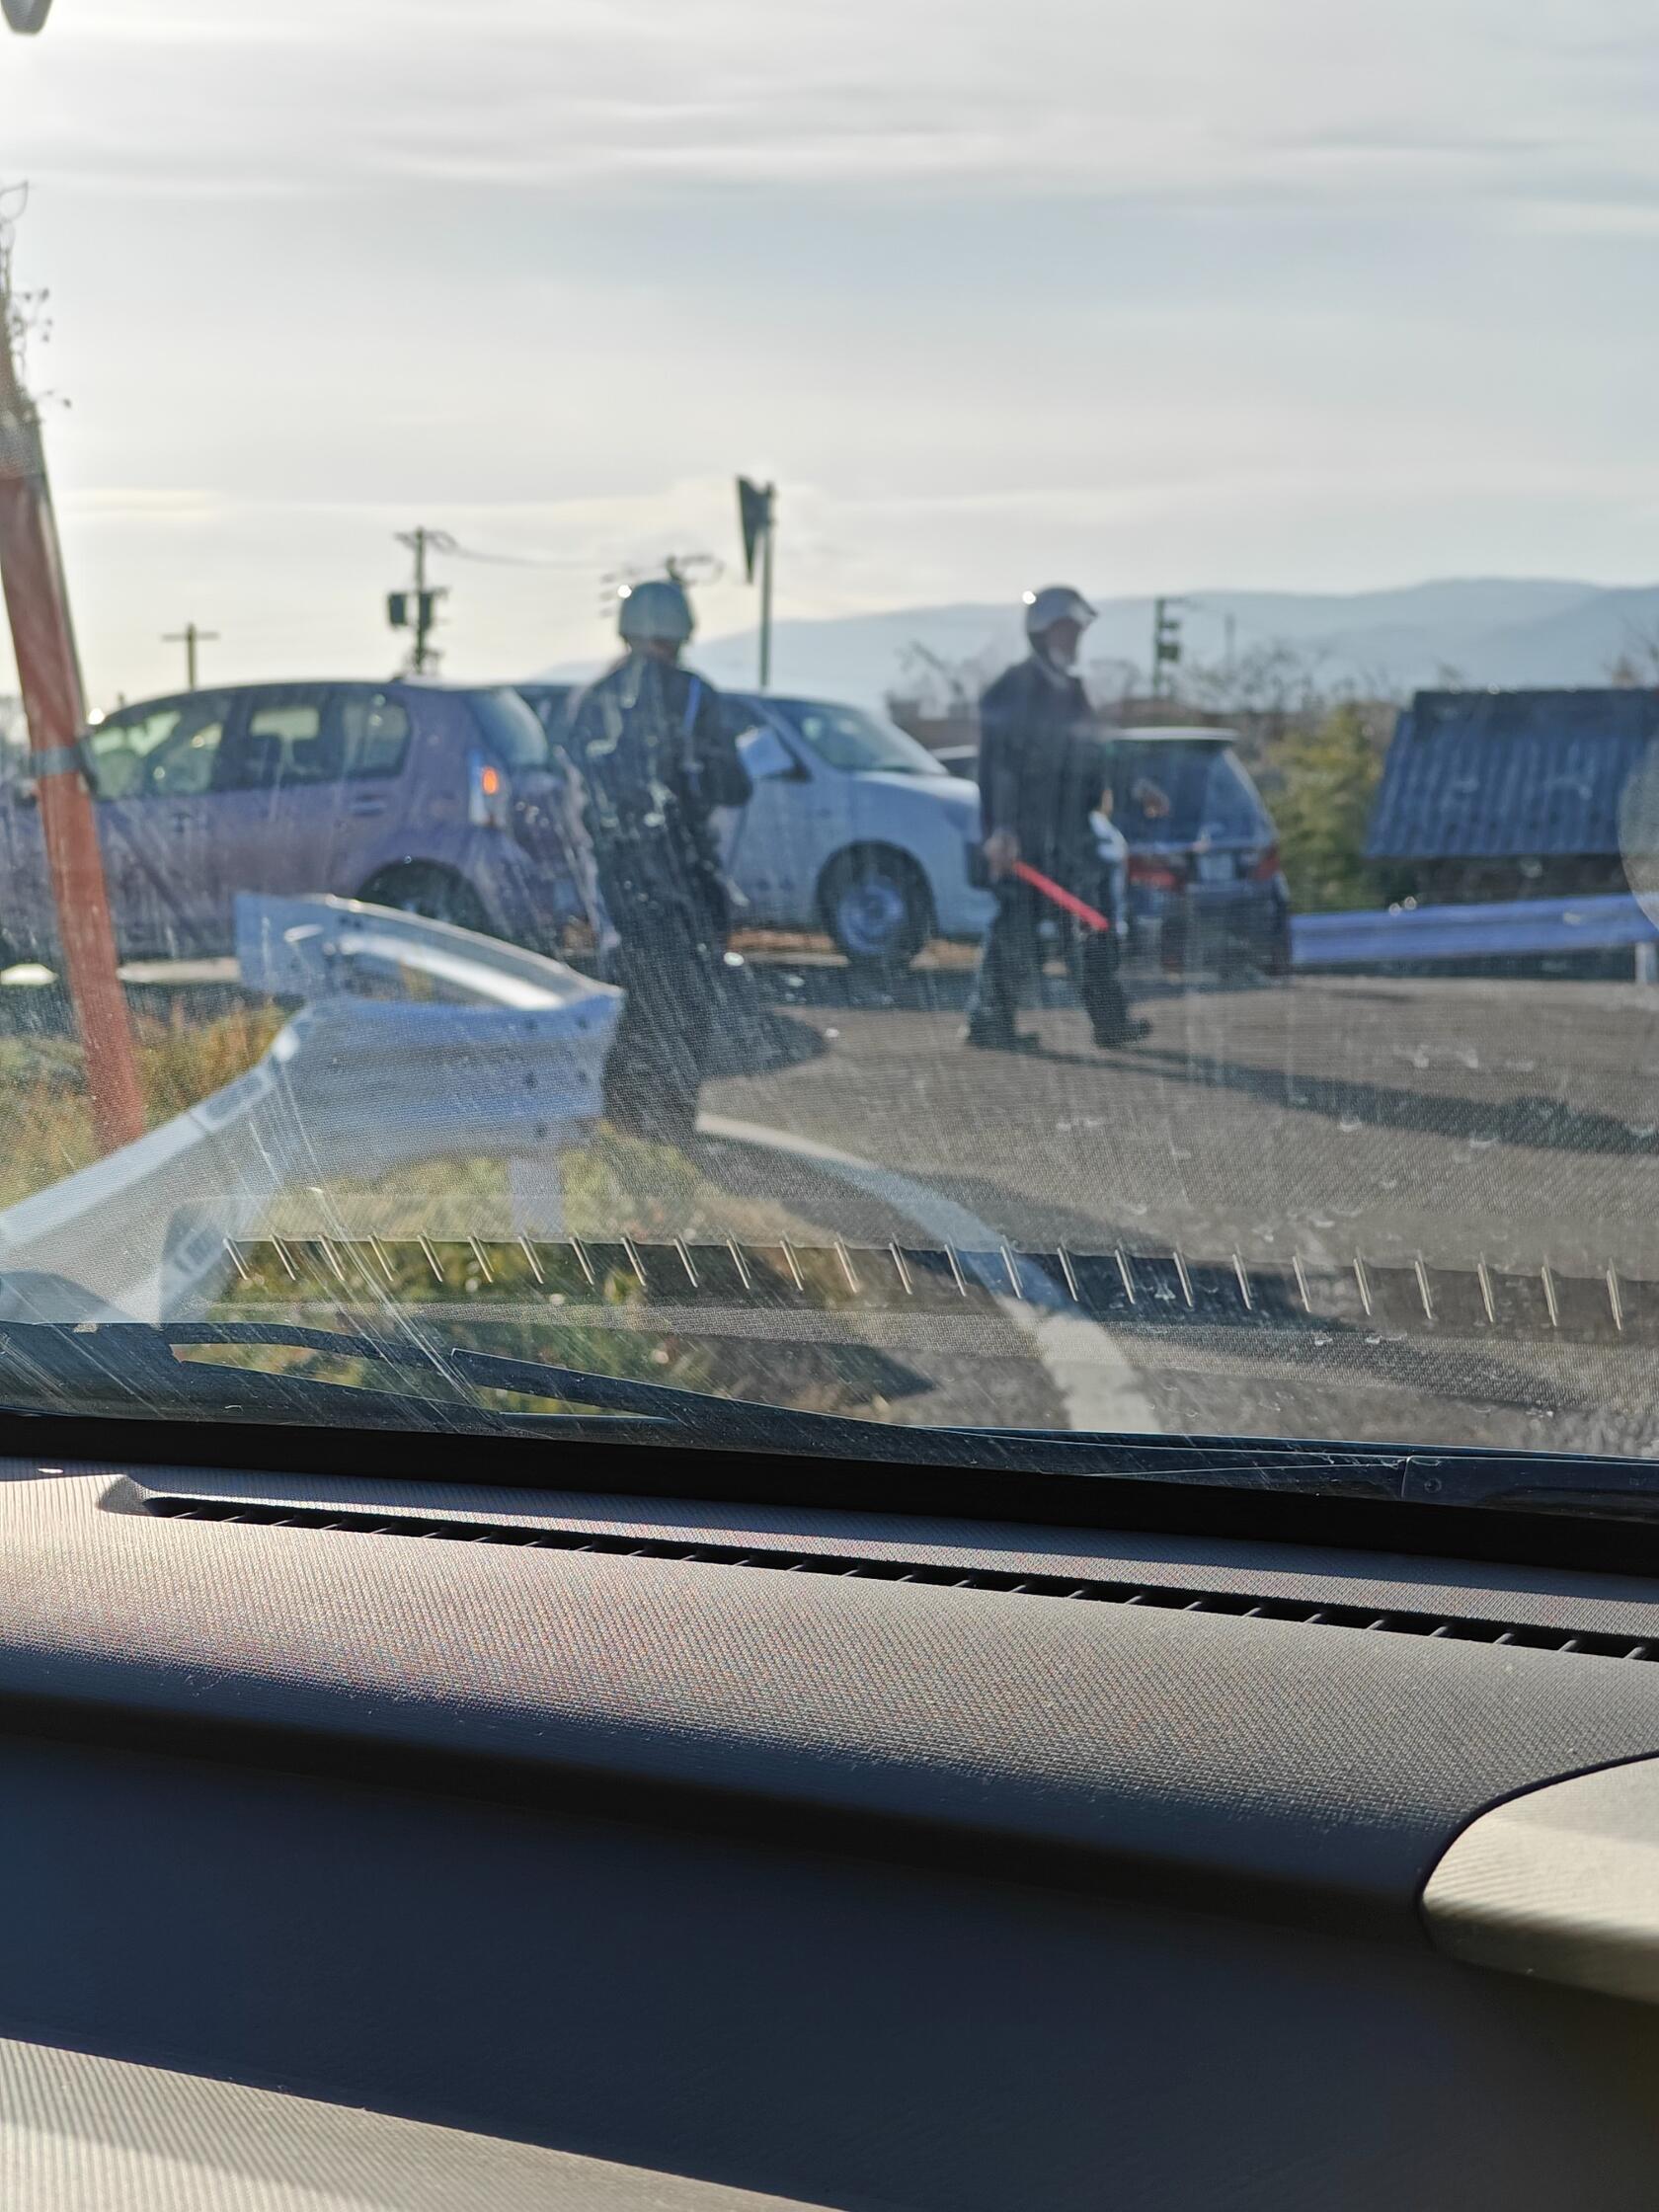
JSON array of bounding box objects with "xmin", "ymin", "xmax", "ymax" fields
[
  {"xmin": 0, "ymin": 679, "xmax": 590, "ymax": 963},
  {"xmin": 1111, "ymin": 729, "xmax": 1292, "ymax": 977}
]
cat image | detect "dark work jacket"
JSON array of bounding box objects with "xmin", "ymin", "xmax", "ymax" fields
[
  {"xmin": 559, "ymin": 654, "xmax": 752, "ymax": 929},
  {"xmin": 978, "ymin": 654, "xmax": 1112, "ymax": 876}
]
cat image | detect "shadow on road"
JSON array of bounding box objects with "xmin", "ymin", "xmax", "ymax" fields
[
  {"xmin": 742, "ymin": 960, "xmax": 976, "ymax": 1017},
  {"xmin": 1129, "ymin": 1045, "xmax": 1659, "ymax": 1159},
  {"xmin": 739, "ymin": 954, "xmax": 1275, "ymax": 1020},
  {"xmin": 704, "ymin": 971, "xmax": 831, "ymax": 1081}
]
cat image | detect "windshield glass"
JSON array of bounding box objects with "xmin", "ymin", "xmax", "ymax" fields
[
  {"xmin": 3, "ymin": 3, "xmax": 1659, "ymax": 1507},
  {"xmin": 771, "ymin": 702, "xmax": 946, "ymax": 776},
  {"xmin": 469, "ymin": 689, "xmax": 550, "ymax": 771},
  {"xmin": 1113, "ymin": 745, "xmax": 1274, "ymax": 846}
]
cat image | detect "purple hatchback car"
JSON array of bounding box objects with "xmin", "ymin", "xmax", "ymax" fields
[{"xmin": 0, "ymin": 679, "xmax": 591, "ymax": 964}]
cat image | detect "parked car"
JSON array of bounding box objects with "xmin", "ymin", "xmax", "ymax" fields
[
  {"xmin": 1109, "ymin": 728, "xmax": 1291, "ymax": 977},
  {"xmin": 851, "ymin": 725, "xmax": 1288, "ymax": 977},
  {"xmin": 0, "ymin": 680, "xmax": 588, "ymax": 965},
  {"xmin": 521, "ymin": 685, "xmax": 993, "ymax": 971}
]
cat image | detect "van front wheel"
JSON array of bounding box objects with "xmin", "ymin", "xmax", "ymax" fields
[{"xmin": 820, "ymin": 847, "xmax": 932, "ymax": 973}]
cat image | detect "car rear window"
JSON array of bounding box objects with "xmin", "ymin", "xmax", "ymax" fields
[
  {"xmin": 1113, "ymin": 744, "xmax": 1272, "ymax": 844},
  {"xmin": 468, "ymin": 688, "xmax": 549, "ymax": 769}
]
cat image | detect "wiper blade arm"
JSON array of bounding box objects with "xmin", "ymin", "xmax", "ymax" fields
[
  {"xmin": 0, "ymin": 1322, "xmax": 973, "ymax": 1457},
  {"xmin": 0, "ymin": 1322, "xmax": 1282, "ymax": 1467},
  {"xmin": 0, "ymin": 1323, "xmax": 674, "ymax": 1440},
  {"xmin": 3, "ymin": 1326, "xmax": 1657, "ymax": 1521}
]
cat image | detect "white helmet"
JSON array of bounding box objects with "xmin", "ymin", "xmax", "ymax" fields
[
  {"xmin": 618, "ymin": 577, "xmax": 694, "ymax": 647},
  {"xmin": 1022, "ymin": 585, "xmax": 1096, "ymax": 641}
]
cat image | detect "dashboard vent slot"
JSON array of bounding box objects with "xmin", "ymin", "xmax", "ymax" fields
[{"xmin": 143, "ymin": 1498, "xmax": 1659, "ymax": 1664}]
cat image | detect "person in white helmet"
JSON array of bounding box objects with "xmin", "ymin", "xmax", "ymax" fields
[
  {"xmin": 557, "ymin": 577, "xmax": 752, "ymax": 1146},
  {"xmin": 964, "ymin": 587, "xmax": 1150, "ymax": 1053}
]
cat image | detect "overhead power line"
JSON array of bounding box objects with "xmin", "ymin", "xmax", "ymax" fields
[
  {"xmin": 440, "ymin": 539, "xmax": 594, "ymax": 570},
  {"xmin": 162, "ymin": 620, "xmax": 218, "ymax": 690}
]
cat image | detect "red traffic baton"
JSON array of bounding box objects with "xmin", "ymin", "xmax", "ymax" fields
[{"xmin": 1010, "ymin": 859, "xmax": 1112, "ymax": 934}]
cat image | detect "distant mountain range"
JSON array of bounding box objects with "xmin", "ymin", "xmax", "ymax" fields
[{"xmin": 541, "ymin": 579, "xmax": 1659, "ymax": 713}]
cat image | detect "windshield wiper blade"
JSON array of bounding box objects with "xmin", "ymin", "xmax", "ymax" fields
[
  {"xmin": 0, "ymin": 1322, "xmax": 675, "ymax": 1440},
  {"xmin": 2, "ymin": 1324, "xmax": 1657, "ymax": 1520},
  {"xmin": 0, "ymin": 1320, "xmax": 1360, "ymax": 1470},
  {"xmin": 0, "ymin": 1320, "xmax": 958, "ymax": 1454}
]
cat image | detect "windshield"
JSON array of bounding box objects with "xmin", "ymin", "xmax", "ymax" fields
[
  {"xmin": 770, "ymin": 702, "xmax": 946, "ymax": 777},
  {"xmin": 469, "ymin": 689, "xmax": 550, "ymax": 771},
  {"xmin": 1113, "ymin": 745, "xmax": 1274, "ymax": 846},
  {"xmin": 3, "ymin": 4, "xmax": 1659, "ymax": 1513}
]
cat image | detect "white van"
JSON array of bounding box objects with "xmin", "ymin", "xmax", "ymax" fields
[
  {"xmin": 522, "ymin": 685, "xmax": 992, "ymax": 972},
  {"xmin": 721, "ymin": 692, "xmax": 993, "ymax": 967}
]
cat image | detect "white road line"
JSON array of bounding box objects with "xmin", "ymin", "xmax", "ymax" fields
[{"xmin": 700, "ymin": 1112, "xmax": 1160, "ymax": 1436}]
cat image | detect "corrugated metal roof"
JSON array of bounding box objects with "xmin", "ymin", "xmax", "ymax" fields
[{"xmin": 1367, "ymin": 689, "xmax": 1659, "ymax": 861}]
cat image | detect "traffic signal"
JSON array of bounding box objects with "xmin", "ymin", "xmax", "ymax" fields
[
  {"xmin": 388, "ymin": 591, "xmax": 442, "ymax": 631},
  {"xmin": 1153, "ymin": 596, "xmax": 1182, "ymax": 669},
  {"xmin": 737, "ymin": 477, "xmax": 773, "ymax": 584}
]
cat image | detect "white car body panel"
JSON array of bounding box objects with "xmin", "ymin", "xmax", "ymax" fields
[{"xmin": 720, "ymin": 712, "xmax": 993, "ymax": 942}]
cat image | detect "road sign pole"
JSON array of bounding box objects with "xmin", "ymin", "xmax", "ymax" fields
[
  {"xmin": 758, "ymin": 484, "xmax": 775, "ymax": 690},
  {"xmin": 737, "ymin": 477, "xmax": 776, "ymax": 689},
  {"xmin": 0, "ymin": 288, "xmax": 145, "ymax": 1150}
]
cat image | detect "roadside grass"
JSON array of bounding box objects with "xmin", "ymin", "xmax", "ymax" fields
[
  {"xmin": 0, "ymin": 999, "xmax": 285, "ymax": 1211},
  {"xmin": 208, "ymin": 1124, "xmax": 909, "ymax": 1419},
  {"xmin": 0, "ymin": 996, "xmax": 922, "ymax": 1422}
]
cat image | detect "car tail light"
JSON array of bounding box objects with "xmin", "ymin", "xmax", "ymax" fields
[
  {"xmin": 1128, "ymin": 852, "xmax": 1186, "ymax": 894},
  {"xmin": 1248, "ymin": 842, "xmax": 1281, "ymax": 883},
  {"xmin": 467, "ymin": 750, "xmax": 512, "ymax": 830}
]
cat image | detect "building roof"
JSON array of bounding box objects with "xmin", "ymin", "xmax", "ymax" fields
[{"xmin": 1367, "ymin": 688, "xmax": 1659, "ymax": 862}]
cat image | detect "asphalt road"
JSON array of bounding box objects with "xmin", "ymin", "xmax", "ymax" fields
[{"xmin": 700, "ymin": 963, "xmax": 1659, "ymax": 1458}]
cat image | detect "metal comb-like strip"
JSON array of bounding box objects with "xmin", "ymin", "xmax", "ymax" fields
[{"xmin": 217, "ymin": 1237, "xmax": 1659, "ymax": 1348}]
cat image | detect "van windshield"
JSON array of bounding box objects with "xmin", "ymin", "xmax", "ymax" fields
[
  {"xmin": 771, "ymin": 702, "xmax": 945, "ymax": 776},
  {"xmin": 1114, "ymin": 744, "xmax": 1273, "ymax": 845},
  {"xmin": 469, "ymin": 689, "xmax": 549, "ymax": 770}
]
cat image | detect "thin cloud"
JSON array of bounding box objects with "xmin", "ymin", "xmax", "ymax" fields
[
  {"xmin": 6, "ymin": 0, "xmax": 1659, "ymax": 703},
  {"xmin": 9, "ymin": 0, "xmax": 1659, "ymax": 217}
]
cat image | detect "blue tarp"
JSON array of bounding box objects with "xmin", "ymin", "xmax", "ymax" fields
[{"xmin": 1367, "ymin": 689, "xmax": 1659, "ymax": 862}]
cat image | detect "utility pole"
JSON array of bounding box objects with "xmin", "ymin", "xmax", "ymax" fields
[
  {"xmin": 1151, "ymin": 596, "xmax": 1184, "ymax": 705},
  {"xmin": 389, "ymin": 527, "xmax": 448, "ymax": 673},
  {"xmin": 0, "ymin": 217, "xmax": 145, "ymax": 1149},
  {"xmin": 411, "ymin": 526, "xmax": 432, "ymax": 673},
  {"xmin": 162, "ymin": 619, "xmax": 217, "ymax": 691},
  {"xmin": 737, "ymin": 477, "xmax": 776, "ymax": 689}
]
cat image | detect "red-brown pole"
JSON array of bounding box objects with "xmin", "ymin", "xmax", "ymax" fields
[{"xmin": 0, "ymin": 300, "xmax": 145, "ymax": 1150}]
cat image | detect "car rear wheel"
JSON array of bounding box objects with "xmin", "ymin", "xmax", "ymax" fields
[
  {"xmin": 820, "ymin": 847, "xmax": 933, "ymax": 973},
  {"xmin": 357, "ymin": 865, "xmax": 492, "ymax": 936}
]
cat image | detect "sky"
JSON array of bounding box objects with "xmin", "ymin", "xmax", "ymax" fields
[{"xmin": 2, "ymin": 0, "xmax": 1659, "ymax": 706}]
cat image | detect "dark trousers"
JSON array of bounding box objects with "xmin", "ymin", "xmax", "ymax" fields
[
  {"xmin": 967, "ymin": 876, "xmax": 1131, "ymax": 1044},
  {"xmin": 601, "ymin": 889, "xmax": 727, "ymax": 1149}
]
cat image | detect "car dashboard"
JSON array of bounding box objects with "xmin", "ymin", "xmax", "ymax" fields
[{"xmin": 0, "ymin": 1438, "xmax": 1657, "ymax": 2208}]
